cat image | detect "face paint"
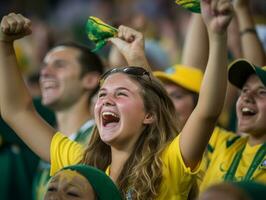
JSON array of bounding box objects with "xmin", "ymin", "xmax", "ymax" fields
[{"xmin": 44, "ymin": 169, "xmax": 96, "ymax": 200}]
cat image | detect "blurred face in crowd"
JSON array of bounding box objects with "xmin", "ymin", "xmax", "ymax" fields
[
  {"xmin": 39, "ymin": 46, "xmax": 86, "ymax": 111},
  {"xmin": 44, "ymin": 169, "xmax": 96, "ymax": 200},
  {"xmin": 198, "ymin": 183, "xmax": 250, "ymax": 200},
  {"xmin": 163, "ymin": 82, "xmax": 196, "ymax": 129},
  {"xmin": 236, "ymin": 74, "xmax": 266, "ymax": 137}
]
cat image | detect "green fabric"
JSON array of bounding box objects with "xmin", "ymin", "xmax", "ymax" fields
[
  {"xmin": 233, "ymin": 181, "xmax": 266, "ymax": 200},
  {"xmin": 62, "ymin": 164, "xmax": 122, "ymax": 200},
  {"xmin": 0, "ymin": 97, "xmax": 55, "ymax": 200},
  {"xmin": 86, "ymin": 16, "xmax": 118, "ymax": 52},
  {"xmin": 0, "ymin": 147, "xmax": 12, "ymax": 200},
  {"xmin": 175, "ymin": 0, "xmax": 201, "ymax": 13},
  {"xmin": 0, "ymin": 144, "xmax": 39, "ymax": 200}
]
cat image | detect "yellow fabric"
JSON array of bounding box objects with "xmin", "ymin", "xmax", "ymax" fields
[
  {"xmin": 154, "ymin": 65, "xmax": 203, "ymax": 93},
  {"xmin": 200, "ymin": 127, "xmax": 266, "ymax": 192},
  {"xmin": 50, "ymin": 132, "xmax": 200, "ymax": 199},
  {"xmin": 50, "ymin": 132, "xmax": 84, "ymax": 176},
  {"xmin": 156, "ymin": 135, "xmax": 200, "ymax": 200}
]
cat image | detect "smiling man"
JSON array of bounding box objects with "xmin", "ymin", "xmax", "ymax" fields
[{"xmin": 33, "ymin": 42, "xmax": 104, "ymax": 200}]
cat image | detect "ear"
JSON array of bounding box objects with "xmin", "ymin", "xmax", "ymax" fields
[
  {"xmin": 81, "ymin": 72, "xmax": 100, "ymax": 90},
  {"xmin": 143, "ymin": 113, "xmax": 154, "ymax": 125}
]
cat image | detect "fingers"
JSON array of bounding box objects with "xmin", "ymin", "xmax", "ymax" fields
[
  {"xmin": 218, "ymin": 0, "xmax": 233, "ymax": 13},
  {"xmin": 1, "ymin": 13, "xmax": 31, "ymax": 35},
  {"xmin": 210, "ymin": 0, "xmax": 233, "ymax": 15},
  {"xmin": 117, "ymin": 25, "xmax": 143, "ymax": 43}
]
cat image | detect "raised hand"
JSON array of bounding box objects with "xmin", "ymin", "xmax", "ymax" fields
[
  {"xmin": 233, "ymin": 0, "xmax": 249, "ymax": 10},
  {"xmin": 0, "ymin": 13, "xmax": 31, "ymax": 43},
  {"xmin": 108, "ymin": 25, "xmax": 150, "ymax": 70},
  {"xmin": 201, "ymin": 0, "xmax": 233, "ymax": 35}
]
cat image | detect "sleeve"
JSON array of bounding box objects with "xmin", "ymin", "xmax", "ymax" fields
[
  {"xmin": 160, "ymin": 135, "xmax": 201, "ymax": 197},
  {"xmin": 163, "ymin": 135, "xmax": 201, "ymax": 174},
  {"xmin": 50, "ymin": 132, "xmax": 84, "ymax": 176}
]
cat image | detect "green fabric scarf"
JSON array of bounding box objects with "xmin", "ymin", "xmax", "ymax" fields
[
  {"xmin": 175, "ymin": 0, "xmax": 201, "ymax": 13},
  {"xmin": 86, "ymin": 16, "xmax": 118, "ymax": 52}
]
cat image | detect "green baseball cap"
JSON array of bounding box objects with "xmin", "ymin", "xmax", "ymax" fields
[
  {"xmin": 228, "ymin": 59, "xmax": 266, "ymax": 89},
  {"xmin": 61, "ymin": 164, "xmax": 122, "ymax": 200}
]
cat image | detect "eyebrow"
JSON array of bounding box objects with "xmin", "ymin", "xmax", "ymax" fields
[{"xmin": 99, "ymin": 87, "xmax": 132, "ymax": 93}]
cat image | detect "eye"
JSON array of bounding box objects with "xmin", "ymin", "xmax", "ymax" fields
[
  {"xmin": 258, "ymin": 89, "xmax": 266, "ymax": 96},
  {"xmin": 66, "ymin": 191, "xmax": 80, "ymax": 197},
  {"xmin": 54, "ymin": 60, "xmax": 67, "ymax": 69},
  {"xmin": 98, "ymin": 91, "xmax": 106, "ymax": 98},
  {"xmin": 117, "ymin": 91, "xmax": 128, "ymax": 97},
  {"xmin": 47, "ymin": 186, "xmax": 57, "ymax": 192},
  {"xmin": 169, "ymin": 92, "xmax": 185, "ymax": 100},
  {"xmin": 241, "ymin": 87, "xmax": 249, "ymax": 94}
]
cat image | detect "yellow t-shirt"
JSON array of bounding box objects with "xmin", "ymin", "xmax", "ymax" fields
[
  {"xmin": 50, "ymin": 132, "xmax": 84, "ymax": 176},
  {"xmin": 200, "ymin": 127, "xmax": 266, "ymax": 192},
  {"xmin": 50, "ymin": 132, "xmax": 200, "ymax": 199}
]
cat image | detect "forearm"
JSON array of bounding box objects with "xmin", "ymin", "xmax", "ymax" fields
[
  {"xmin": 198, "ymin": 33, "xmax": 228, "ymax": 119},
  {"xmin": 0, "ymin": 41, "xmax": 53, "ymax": 161},
  {"xmin": 0, "ymin": 41, "xmax": 34, "ymax": 118},
  {"xmin": 236, "ymin": 7, "xmax": 265, "ymax": 65},
  {"xmin": 181, "ymin": 14, "xmax": 209, "ymax": 71}
]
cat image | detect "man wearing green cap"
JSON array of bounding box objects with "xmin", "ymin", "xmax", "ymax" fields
[{"xmin": 200, "ymin": 59, "xmax": 266, "ymax": 191}]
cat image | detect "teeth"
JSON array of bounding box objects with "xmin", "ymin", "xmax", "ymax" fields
[
  {"xmin": 102, "ymin": 111, "xmax": 118, "ymax": 118},
  {"xmin": 242, "ymin": 107, "xmax": 255, "ymax": 113}
]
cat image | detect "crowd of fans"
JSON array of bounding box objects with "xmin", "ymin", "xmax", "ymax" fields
[{"xmin": 0, "ymin": 0, "xmax": 265, "ymax": 199}]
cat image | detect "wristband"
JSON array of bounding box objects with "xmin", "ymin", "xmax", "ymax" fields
[{"xmin": 240, "ymin": 28, "xmax": 257, "ymax": 36}]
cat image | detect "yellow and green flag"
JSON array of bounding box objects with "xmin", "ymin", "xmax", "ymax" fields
[
  {"xmin": 175, "ymin": 0, "xmax": 201, "ymax": 13},
  {"xmin": 86, "ymin": 16, "xmax": 118, "ymax": 52}
]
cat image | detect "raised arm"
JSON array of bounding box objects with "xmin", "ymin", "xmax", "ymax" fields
[
  {"xmin": 181, "ymin": 13, "xmax": 209, "ymax": 71},
  {"xmin": 179, "ymin": 0, "xmax": 233, "ymax": 169},
  {"xmin": 234, "ymin": 0, "xmax": 265, "ymax": 65},
  {"xmin": 0, "ymin": 13, "xmax": 55, "ymax": 162}
]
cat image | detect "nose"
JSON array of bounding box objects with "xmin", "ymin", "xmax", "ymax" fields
[
  {"xmin": 45, "ymin": 194, "xmax": 61, "ymax": 200},
  {"xmin": 40, "ymin": 64, "xmax": 54, "ymax": 78},
  {"xmin": 102, "ymin": 93, "xmax": 115, "ymax": 106},
  {"xmin": 242, "ymin": 90, "xmax": 255, "ymax": 104}
]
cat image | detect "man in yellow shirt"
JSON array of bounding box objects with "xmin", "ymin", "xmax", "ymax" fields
[{"xmin": 200, "ymin": 60, "xmax": 266, "ymax": 191}]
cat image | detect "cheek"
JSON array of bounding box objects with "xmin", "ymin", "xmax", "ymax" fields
[
  {"xmin": 173, "ymin": 98, "xmax": 194, "ymax": 115},
  {"xmin": 120, "ymin": 100, "xmax": 145, "ymax": 119},
  {"xmin": 94, "ymin": 101, "xmax": 101, "ymax": 119},
  {"xmin": 235, "ymin": 98, "xmax": 242, "ymax": 116}
]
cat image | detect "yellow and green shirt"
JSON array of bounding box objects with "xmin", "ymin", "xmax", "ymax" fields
[
  {"xmin": 50, "ymin": 133, "xmax": 200, "ymax": 200},
  {"xmin": 200, "ymin": 127, "xmax": 266, "ymax": 192},
  {"xmin": 33, "ymin": 120, "xmax": 94, "ymax": 200}
]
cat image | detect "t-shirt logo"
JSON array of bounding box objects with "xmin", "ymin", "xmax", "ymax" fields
[{"xmin": 259, "ymin": 159, "xmax": 266, "ymax": 170}]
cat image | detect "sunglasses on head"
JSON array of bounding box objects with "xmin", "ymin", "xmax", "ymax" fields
[{"xmin": 100, "ymin": 66, "xmax": 151, "ymax": 82}]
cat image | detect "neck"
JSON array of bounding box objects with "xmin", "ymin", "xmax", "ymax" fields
[
  {"xmin": 56, "ymin": 95, "xmax": 92, "ymax": 137},
  {"xmin": 247, "ymin": 133, "xmax": 266, "ymax": 146},
  {"xmin": 110, "ymin": 147, "xmax": 132, "ymax": 182}
]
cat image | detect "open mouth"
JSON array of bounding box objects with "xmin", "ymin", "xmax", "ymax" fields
[
  {"xmin": 102, "ymin": 111, "xmax": 120, "ymax": 126},
  {"xmin": 241, "ymin": 107, "xmax": 256, "ymax": 116},
  {"xmin": 41, "ymin": 80, "xmax": 58, "ymax": 90}
]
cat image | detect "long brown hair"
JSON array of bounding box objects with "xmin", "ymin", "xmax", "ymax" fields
[{"xmin": 81, "ymin": 71, "xmax": 179, "ymax": 199}]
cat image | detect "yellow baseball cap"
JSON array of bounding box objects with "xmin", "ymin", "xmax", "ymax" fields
[{"xmin": 153, "ymin": 64, "xmax": 203, "ymax": 93}]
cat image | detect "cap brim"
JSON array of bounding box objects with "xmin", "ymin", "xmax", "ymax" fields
[
  {"xmin": 62, "ymin": 164, "xmax": 122, "ymax": 200},
  {"xmin": 154, "ymin": 70, "xmax": 200, "ymax": 93},
  {"xmin": 228, "ymin": 59, "xmax": 256, "ymax": 89},
  {"xmin": 154, "ymin": 71, "xmax": 178, "ymax": 85}
]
